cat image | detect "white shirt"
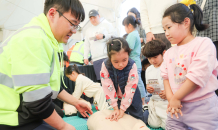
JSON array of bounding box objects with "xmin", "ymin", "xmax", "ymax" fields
[
  {"xmin": 140, "ymin": 0, "xmax": 180, "ymax": 34},
  {"xmin": 146, "ymin": 65, "xmax": 165, "ymax": 101},
  {"xmin": 84, "ymin": 19, "xmax": 117, "ymax": 62}
]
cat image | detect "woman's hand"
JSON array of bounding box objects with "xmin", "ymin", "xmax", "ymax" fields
[
  {"xmin": 140, "ymin": 38, "xmax": 144, "ymax": 43},
  {"xmin": 146, "ymin": 32, "xmax": 155, "ymax": 43}
]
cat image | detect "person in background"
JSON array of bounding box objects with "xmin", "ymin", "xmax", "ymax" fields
[
  {"xmin": 0, "ymin": 0, "xmax": 92, "ymax": 130},
  {"xmin": 127, "ymin": 7, "xmax": 147, "ymax": 62},
  {"xmin": 84, "ymin": 9, "xmax": 117, "ymax": 82},
  {"xmin": 64, "ymin": 64, "xmax": 110, "ymax": 115},
  {"xmin": 123, "ymin": 33, "xmax": 128, "ymax": 40},
  {"xmin": 161, "ymin": 3, "xmax": 218, "ymax": 129},
  {"xmin": 140, "ymin": 0, "xmax": 180, "ymax": 49},
  {"xmin": 196, "ymin": 0, "xmax": 218, "ymax": 95},
  {"xmin": 123, "ymin": 15, "xmax": 148, "ymax": 111},
  {"xmin": 142, "ymin": 40, "xmax": 168, "ymax": 129},
  {"xmin": 67, "ymin": 40, "xmax": 85, "ymax": 66},
  {"xmin": 58, "ymin": 52, "xmax": 69, "ymax": 67},
  {"xmin": 141, "ymin": 58, "xmax": 151, "ymax": 88},
  {"xmin": 127, "ymin": 7, "xmax": 146, "ymax": 46}
]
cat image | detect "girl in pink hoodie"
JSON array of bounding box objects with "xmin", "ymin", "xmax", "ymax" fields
[{"xmin": 161, "ymin": 3, "xmax": 218, "ymax": 130}]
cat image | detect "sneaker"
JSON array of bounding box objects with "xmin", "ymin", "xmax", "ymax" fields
[{"xmin": 142, "ymin": 104, "xmax": 148, "ymax": 112}]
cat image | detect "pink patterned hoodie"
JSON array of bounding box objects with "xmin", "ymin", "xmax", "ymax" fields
[{"xmin": 100, "ymin": 62, "xmax": 139, "ymax": 111}]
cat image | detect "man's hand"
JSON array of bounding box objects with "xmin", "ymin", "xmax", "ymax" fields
[
  {"xmin": 159, "ymin": 90, "xmax": 167, "ymax": 100},
  {"xmin": 146, "ymin": 85, "xmax": 154, "ymax": 93},
  {"xmin": 146, "ymin": 32, "xmax": 155, "ymax": 43},
  {"xmin": 140, "ymin": 38, "xmax": 144, "ymax": 43},
  {"xmin": 95, "ymin": 33, "xmax": 104, "ymax": 40},
  {"xmin": 75, "ymin": 100, "xmax": 93, "ymax": 117},
  {"xmin": 59, "ymin": 123, "xmax": 76, "ymax": 130},
  {"xmin": 84, "ymin": 59, "xmax": 89, "ymax": 65}
]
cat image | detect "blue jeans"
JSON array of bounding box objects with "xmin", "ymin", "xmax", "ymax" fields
[{"xmin": 137, "ymin": 68, "xmax": 147, "ymax": 98}]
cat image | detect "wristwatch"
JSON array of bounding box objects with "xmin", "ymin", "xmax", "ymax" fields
[{"xmin": 103, "ymin": 34, "xmax": 105, "ymax": 39}]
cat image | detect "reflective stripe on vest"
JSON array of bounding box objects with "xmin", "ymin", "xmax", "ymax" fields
[
  {"xmin": 22, "ymin": 87, "xmax": 59, "ymax": 102},
  {"xmin": 71, "ymin": 43, "xmax": 84, "ymax": 56},
  {"xmin": 12, "ymin": 73, "xmax": 50, "ymax": 87},
  {"xmin": 0, "ymin": 26, "xmax": 55, "ymax": 90},
  {"xmin": 23, "ymin": 86, "xmax": 52, "ymax": 102},
  {"xmin": 0, "ymin": 73, "xmax": 13, "ymax": 88}
]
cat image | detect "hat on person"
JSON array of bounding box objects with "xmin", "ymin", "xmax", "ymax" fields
[{"xmin": 89, "ymin": 9, "xmax": 99, "ymax": 18}]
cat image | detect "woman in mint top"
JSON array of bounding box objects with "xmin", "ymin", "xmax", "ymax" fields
[{"xmin": 123, "ymin": 15, "xmax": 147, "ymax": 111}]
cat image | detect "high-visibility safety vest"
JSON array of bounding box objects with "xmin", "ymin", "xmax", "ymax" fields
[
  {"xmin": 69, "ymin": 40, "xmax": 84, "ymax": 64},
  {"xmin": 0, "ymin": 13, "xmax": 61, "ymax": 127},
  {"xmin": 66, "ymin": 44, "xmax": 75, "ymax": 67}
]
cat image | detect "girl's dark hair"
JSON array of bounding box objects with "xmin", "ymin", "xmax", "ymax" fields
[
  {"xmin": 123, "ymin": 33, "xmax": 128, "ymax": 39},
  {"xmin": 44, "ymin": 0, "xmax": 85, "ymax": 22},
  {"xmin": 127, "ymin": 7, "xmax": 141, "ymax": 24},
  {"xmin": 107, "ymin": 37, "xmax": 131, "ymax": 60},
  {"xmin": 122, "ymin": 15, "xmax": 141, "ymax": 28},
  {"xmin": 142, "ymin": 40, "xmax": 166, "ymax": 58},
  {"xmin": 65, "ymin": 64, "xmax": 83, "ymax": 75},
  {"xmin": 163, "ymin": 3, "xmax": 208, "ymax": 32}
]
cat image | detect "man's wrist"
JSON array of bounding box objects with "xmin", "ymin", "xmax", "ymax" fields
[
  {"xmin": 73, "ymin": 99, "xmax": 80, "ymax": 107},
  {"xmin": 146, "ymin": 32, "xmax": 152, "ymax": 35}
]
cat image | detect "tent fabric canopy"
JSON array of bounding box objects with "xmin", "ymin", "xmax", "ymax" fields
[
  {"xmin": 0, "ymin": 0, "xmax": 44, "ymax": 30},
  {"xmin": 0, "ymin": 0, "xmax": 124, "ymax": 30},
  {"xmin": 0, "ymin": 0, "xmax": 125, "ymax": 48}
]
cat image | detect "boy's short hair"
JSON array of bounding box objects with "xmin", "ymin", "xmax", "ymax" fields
[{"xmin": 142, "ymin": 39, "xmax": 166, "ymax": 58}]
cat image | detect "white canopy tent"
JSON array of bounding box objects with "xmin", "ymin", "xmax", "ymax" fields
[{"xmin": 0, "ymin": 0, "xmax": 140, "ymax": 51}]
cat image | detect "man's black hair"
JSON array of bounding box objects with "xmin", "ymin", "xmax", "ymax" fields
[{"xmin": 44, "ymin": 0, "xmax": 85, "ymax": 22}]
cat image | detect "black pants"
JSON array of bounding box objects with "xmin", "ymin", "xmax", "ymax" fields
[{"xmin": 54, "ymin": 103, "xmax": 64, "ymax": 118}]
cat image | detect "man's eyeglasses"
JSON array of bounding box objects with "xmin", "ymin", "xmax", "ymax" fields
[{"xmin": 56, "ymin": 10, "xmax": 81, "ymax": 30}]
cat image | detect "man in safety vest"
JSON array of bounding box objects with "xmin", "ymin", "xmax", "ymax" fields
[
  {"xmin": 0, "ymin": 0, "xmax": 92, "ymax": 130},
  {"xmin": 67, "ymin": 40, "xmax": 85, "ymax": 66}
]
